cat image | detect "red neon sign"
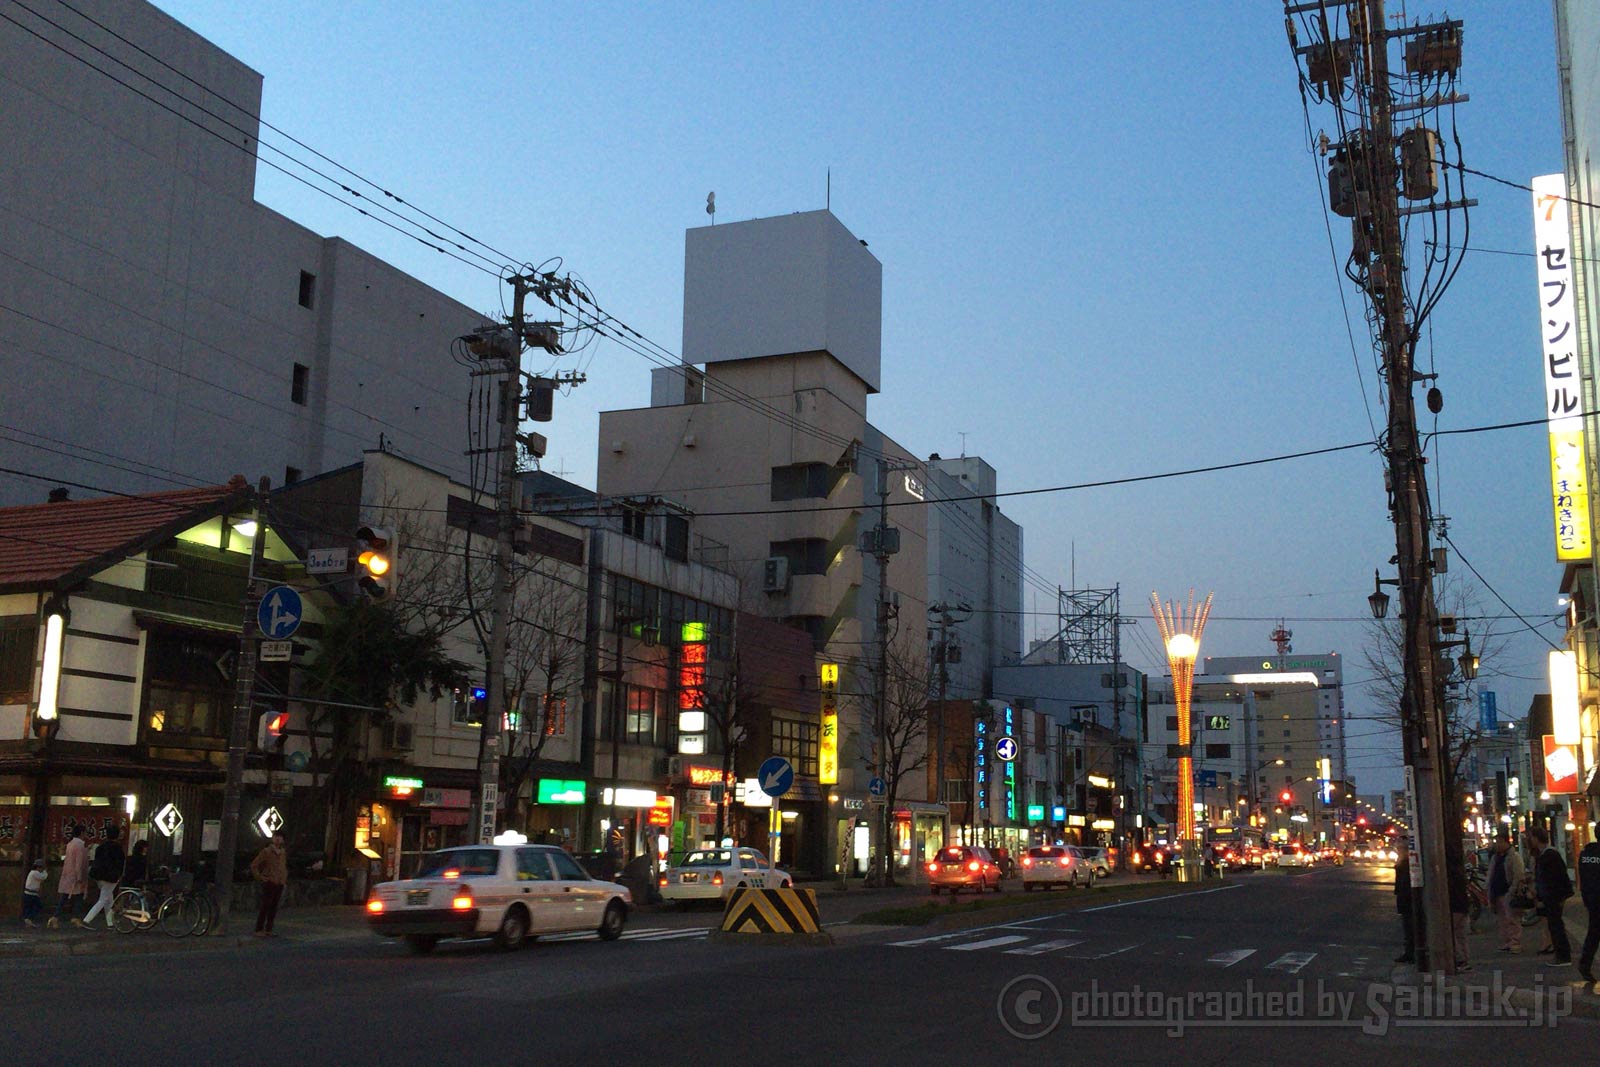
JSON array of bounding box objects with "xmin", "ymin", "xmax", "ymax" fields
[{"xmin": 679, "ymin": 640, "xmax": 707, "ymax": 711}]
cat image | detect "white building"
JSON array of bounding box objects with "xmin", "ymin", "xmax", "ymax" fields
[
  {"xmin": 0, "ymin": 0, "xmax": 485, "ymax": 505},
  {"xmin": 924, "ymin": 455, "xmax": 1023, "ymax": 700}
]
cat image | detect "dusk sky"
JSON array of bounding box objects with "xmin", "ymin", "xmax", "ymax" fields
[{"xmin": 154, "ymin": 1, "xmax": 1567, "ymax": 795}]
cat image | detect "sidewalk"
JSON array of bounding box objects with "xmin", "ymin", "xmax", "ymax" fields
[
  {"xmin": 0, "ymin": 905, "xmax": 372, "ymax": 960},
  {"xmin": 1393, "ymin": 904, "xmax": 1600, "ymax": 1020}
]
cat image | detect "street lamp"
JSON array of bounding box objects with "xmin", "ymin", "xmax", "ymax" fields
[
  {"xmin": 1152, "ymin": 589, "xmax": 1214, "ymax": 883},
  {"xmin": 1368, "ymin": 569, "xmax": 1400, "ymax": 620}
]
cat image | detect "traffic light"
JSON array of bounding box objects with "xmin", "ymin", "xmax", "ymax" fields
[
  {"xmin": 1357, "ymin": 815, "xmax": 1367, "ymax": 826},
  {"xmin": 257, "ymin": 710, "xmax": 288, "ymax": 752},
  {"xmin": 356, "ymin": 525, "xmax": 395, "ymax": 598},
  {"xmin": 1280, "ymin": 790, "xmax": 1293, "ymax": 804}
]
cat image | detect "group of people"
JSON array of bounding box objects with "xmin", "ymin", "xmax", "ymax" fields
[
  {"xmin": 1395, "ymin": 824, "xmax": 1600, "ymax": 980},
  {"xmin": 19, "ymin": 825, "xmax": 290, "ymax": 936}
]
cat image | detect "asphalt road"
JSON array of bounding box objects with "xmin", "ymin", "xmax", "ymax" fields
[{"xmin": 2, "ymin": 863, "xmax": 1590, "ymax": 1066}]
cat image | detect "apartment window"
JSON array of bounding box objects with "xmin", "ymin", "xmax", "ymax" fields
[
  {"xmin": 771, "ymin": 718, "xmax": 819, "ymax": 777},
  {"xmin": 769, "ymin": 538, "xmax": 831, "ymax": 577},
  {"xmin": 1282, "ymin": 729, "xmax": 1291, "ymax": 738},
  {"xmin": 144, "ymin": 633, "xmax": 234, "ymax": 739},
  {"xmin": 662, "ymin": 514, "xmax": 689, "ymax": 563},
  {"xmin": 539, "ymin": 696, "xmax": 569, "ymax": 737},
  {"xmin": 1166, "ymin": 715, "xmax": 1179, "ymax": 732},
  {"xmin": 607, "ymin": 685, "xmax": 665, "ymax": 747},
  {"xmin": 1205, "ymin": 743, "xmax": 1232, "ymax": 759},
  {"xmin": 0, "ymin": 618, "xmax": 36, "ymax": 704},
  {"xmin": 621, "ymin": 505, "xmax": 647, "ymax": 540},
  {"xmin": 452, "ymin": 687, "xmax": 486, "ymax": 726},
  {"xmin": 284, "ymin": 466, "xmax": 302, "ymax": 485},
  {"xmin": 298, "ymin": 270, "xmax": 317, "ymax": 309},
  {"xmin": 770, "ymin": 463, "xmax": 834, "ymax": 501},
  {"xmin": 291, "ymin": 363, "xmax": 309, "ymax": 405}
]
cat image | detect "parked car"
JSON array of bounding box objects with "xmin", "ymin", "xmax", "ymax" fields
[
  {"xmin": 1077, "ymin": 846, "xmax": 1113, "ymax": 879},
  {"xmin": 366, "ymin": 844, "xmax": 631, "ymax": 955},
  {"xmin": 1021, "ymin": 846, "xmax": 1094, "ymax": 891},
  {"xmin": 927, "ymin": 845, "xmax": 1003, "ymax": 894},
  {"xmin": 657, "ymin": 847, "xmax": 790, "ymax": 906}
]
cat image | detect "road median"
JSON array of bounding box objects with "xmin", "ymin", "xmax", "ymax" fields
[{"xmin": 850, "ymin": 878, "xmax": 1227, "ymax": 927}]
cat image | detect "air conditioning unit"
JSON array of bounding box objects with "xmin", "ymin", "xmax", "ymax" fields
[
  {"xmin": 383, "ymin": 722, "xmax": 414, "ymax": 751},
  {"xmin": 763, "ymin": 556, "xmax": 790, "ymax": 593}
]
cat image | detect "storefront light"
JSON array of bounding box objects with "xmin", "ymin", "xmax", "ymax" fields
[
  {"xmin": 603, "ymin": 787, "xmax": 658, "ymax": 807},
  {"xmin": 36, "ymin": 610, "xmax": 66, "ymax": 721}
]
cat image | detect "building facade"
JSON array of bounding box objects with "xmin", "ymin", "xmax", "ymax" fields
[{"xmin": 0, "ymin": 0, "xmax": 485, "ymax": 506}]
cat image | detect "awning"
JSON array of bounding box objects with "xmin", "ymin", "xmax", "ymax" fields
[{"xmin": 133, "ymin": 609, "xmax": 239, "ymax": 637}]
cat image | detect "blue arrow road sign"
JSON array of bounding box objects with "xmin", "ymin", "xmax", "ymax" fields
[
  {"xmin": 758, "ymin": 756, "xmax": 794, "ymax": 798},
  {"xmin": 257, "ymin": 585, "xmax": 303, "ymax": 641},
  {"xmin": 868, "ymin": 776, "xmax": 887, "ymax": 797},
  {"xmin": 994, "ymin": 736, "xmax": 1019, "ymax": 762}
]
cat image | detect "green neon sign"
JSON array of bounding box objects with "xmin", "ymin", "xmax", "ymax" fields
[
  {"xmin": 682, "ymin": 620, "xmax": 706, "ymax": 643},
  {"xmin": 1027, "ymin": 804, "xmax": 1045, "ymax": 822},
  {"xmin": 537, "ymin": 779, "xmax": 587, "ymax": 805},
  {"xmin": 383, "ymin": 775, "xmax": 424, "ymax": 790}
]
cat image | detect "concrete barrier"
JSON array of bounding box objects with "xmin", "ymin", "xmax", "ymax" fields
[{"xmin": 714, "ymin": 886, "xmax": 831, "ymax": 945}]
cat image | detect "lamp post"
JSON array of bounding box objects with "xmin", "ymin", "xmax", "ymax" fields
[{"xmin": 1152, "ymin": 590, "xmax": 1214, "ymax": 883}]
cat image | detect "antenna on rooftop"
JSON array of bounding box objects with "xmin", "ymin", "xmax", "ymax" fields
[{"xmin": 706, "ymin": 191, "xmax": 715, "ymax": 225}]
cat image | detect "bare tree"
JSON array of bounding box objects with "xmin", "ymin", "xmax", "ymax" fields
[{"xmin": 846, "ymin": 637, "xmax": 931, "ymax": 886}]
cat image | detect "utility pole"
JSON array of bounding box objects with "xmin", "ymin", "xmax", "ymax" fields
[
  {"xmin": 216, "ymin": 476, "xmax": 268, "ymax": 929},
  {"xmin": 928, "ymin": 601, "xmax": 972, "ymax": 846},
  {"xmin": 864, "ymin": 457, "xmax": 913, "ymax": 885},
  {"xmin": 1286, "ymin": 0, "xmax": 1469, "ymax": 973},
  {"xmin": 472, "ymin": 273, "xmax": 569, "ymax": 846}
]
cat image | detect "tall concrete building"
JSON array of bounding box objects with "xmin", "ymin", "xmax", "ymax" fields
[
  {"xmin": 0, "ymin": 0, "xmax": 484, "ymax": 505},
  {"xmin": 1201, "ymin": 653, "xmax": 1350, "ymax": 843},
  {"xmin": 924, "ymin": 455, "xmax": 1024, "ymax": 700}
]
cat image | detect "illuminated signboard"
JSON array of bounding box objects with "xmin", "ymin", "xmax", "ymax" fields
[
  {"xmin": 384, "ymin": 775, "xmax": 423, "ymax": 796},
  {"xmin": 819, "ymin": 662, "xmax": 839, "ymax": 785},
  {"xmin": 677, "ymin": 633, "xmax": 708, "ymax": 753},
  {"xmin": 975, "ymin": 718, "xmax": 989, "ymax": 813},
  {"xmin": 536, "ymin": 779, "xmax": 586, "ymax": 805},
  {"xmin": 647, "ymin": 805, "xmax": 673, "ymax": 827},
  {"xmin": 1550, "ymin": 650, "xmax": 1581, "ymax": 745},
  {"xmin": 1003, "ymin": 705, "xmax": 1016, "ymax": 821},
  {"xmin": 1533, "ymin": 173, "xmax": 1592, "ymax": 561},
  {"xmin": 1206, "ymin": 714, "xmax": 1231, "ymax": 731},
  {"xmin": 1543, "ymin": 735, "xmax": 1580, "ymax": 795},
  {"xmin": 687, "ymin": 765, "xmax": 733, "ymax": 788},
  {"xmin": 1027, "ymin": 804, "xmax": 1045, "ymax": 822}
]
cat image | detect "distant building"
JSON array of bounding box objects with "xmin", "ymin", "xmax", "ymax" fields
[{"xmin": 0, "ymin": 0, "xmax": 485, "ymax": 505}]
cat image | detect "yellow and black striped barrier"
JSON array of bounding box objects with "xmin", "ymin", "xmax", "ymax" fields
[{"xmin": 714, "ymin": 886, "xmax": 832, "ymax": 944}]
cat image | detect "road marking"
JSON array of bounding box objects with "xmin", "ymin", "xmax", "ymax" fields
[
  {"xmin": 1207, "ymin": 949, "xmax": 1256, "ymax": 968},
  {"xmin": 1079, "ymin": 883, "xmax": 1243, "ymax": 912},
  {"xmin": 889, "ymin": 929, "xmax": 1003, "ymax": 947},
  {"xmin": 946, "ymin": 935, "xmax": 1030, "ymax": 952},
  {"xmin": 1265, "ymin": 951, "xmax": 1317, "ymax": 973},
  {"xmin": 1004, "ymin": 939, "xmax": 1085, "ymax": 956},
  {"xmin": 628, "ymin": 928, "xmax": 710, "ymax": 941}
]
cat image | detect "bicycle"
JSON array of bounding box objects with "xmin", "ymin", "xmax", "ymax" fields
[
  {"xmin": 109, "ymin": 882, "xmax": 161, "ymax": 933},
  {"xmin": 156, "ymin": 870, "xmax": 204, "ymax": 937}
]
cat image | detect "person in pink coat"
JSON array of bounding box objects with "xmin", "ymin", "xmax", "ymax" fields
[{"xmin": 47, "ymin": 824, "xmax": 89, "ymax": 929}]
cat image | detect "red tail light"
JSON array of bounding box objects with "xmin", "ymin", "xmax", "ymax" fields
[
  {"xmin": 1022, "ymin": 856, "xmax": 1033, "ymax": 867},
  {"xmin": 967, "ymin": 860, "xmax": 980, "ymax": 872},
  {"xmin": 366, "ymin": 898, "xmax": 384, "ymax": 914},
  {"xmin": 926, "ymin": 862, "xmax": 938, "ymax": 874},
  {"xmin": 712, "ymin": 872, "xmax": 723, "ymax": 886}
]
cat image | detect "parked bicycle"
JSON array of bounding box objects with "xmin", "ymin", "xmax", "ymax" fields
[{"xmin": 110, "ymin": 868, "xmax": 216, "ymax": 937}]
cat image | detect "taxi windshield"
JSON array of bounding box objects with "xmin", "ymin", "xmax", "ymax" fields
[
  {"xmin": 678, "ymin": 850, "xmax": 732, "ymax": 867},
  {"xmin": 415, "ymin": 849, "xmax": 499, "ymax": 878}
]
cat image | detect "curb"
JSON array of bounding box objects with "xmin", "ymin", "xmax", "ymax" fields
[{"xmin": 1389, "ymin": 963, "xmax": 1600, "ymax": 1022}]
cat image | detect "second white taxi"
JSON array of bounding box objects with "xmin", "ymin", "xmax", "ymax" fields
[
  {"xmin": 1021, "ymin": 845, "xmax": 1095, "ymax": 891},
  {"xmin": 657, "ymin": 846, "xmax": 791, "ymax": 905},
  {"xmin": 366, "ymin": 844, "xmax": 632, "ymax": 954}
]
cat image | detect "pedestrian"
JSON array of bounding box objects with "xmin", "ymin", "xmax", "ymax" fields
[
  {"xmin": 1577, "ymin": 822, "xmax": 1600, "ymax": 982},
  {"xmin": 1528, "ymin": 826, "xmax": 1573, "ymax": 967},
  {"xmin": 1486, "ymin": 828, "xmax": 1526, "ymax": 953},
  {"xmin": 47, "ymin": 824, "xmax": 89, "ymax": 929},
  {"xmin": 83, "ymin": 825, "xmax": 125, "ymax": 929},
  {"xmin": 21, "ymin": 858, "xmax": 47, "ymax": 927},
  {"xmin": 1447, "ymin": 849, "xmax": 1472, "ymax": 972},
  {"xmin": 249, "ymin": 833, "xmax": 288, "ymax": 936},
  {"xmin": 1394, "ymin": 851, "xmax": 1417, "ymax": 964}
]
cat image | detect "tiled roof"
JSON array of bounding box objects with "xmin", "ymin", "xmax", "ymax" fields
[{"xmin": 0, "ymin": 483, "xmax": 244, "ymax": 591}]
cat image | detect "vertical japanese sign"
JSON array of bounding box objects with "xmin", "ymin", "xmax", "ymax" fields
[
  {"xmin": 1003, "ymin": 705, "xmax": 1017, "ymax": 821},
  {"xmin": 819, "ymin": 662, "xmax": 839, "ymax": 785},
  {"xmin": 1477, "ymin": 690, "xmax": 1498, "ymax": 734},
  {"xmin": 676, "ymin": 626, "xmax": 708, "ymax": 754},
  {"xmin": 1533, "ymin": 174, "xmax": 1591, "ymax": 562},
  {"xmin": 975, "ymin": 718, "xmax": 989, "ymax": 816}
]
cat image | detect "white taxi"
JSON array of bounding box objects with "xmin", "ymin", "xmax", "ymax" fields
[
  {"xmin": 366, "ymin": 844, "xmax": 632, "ymax": 954},
  {"xmin": 657, "ymin": 847, "xmax": 791, "ymax": 905}
]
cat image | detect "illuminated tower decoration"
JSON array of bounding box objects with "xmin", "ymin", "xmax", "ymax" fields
[{"xmin": 1151, "ymin": 589, "xmax": 1214, "ymax": 854}]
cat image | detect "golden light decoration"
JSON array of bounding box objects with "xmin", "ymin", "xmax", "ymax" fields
[{"xmin": 1151, "ymin": 589, "xmax": 1214, "ymax": 848}]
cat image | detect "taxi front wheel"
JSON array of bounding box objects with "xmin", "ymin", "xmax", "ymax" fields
[{"xmin": 598, "ymin": 902, "xmax": 626, "ymax": 942}]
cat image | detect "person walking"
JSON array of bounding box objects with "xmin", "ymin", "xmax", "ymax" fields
[
  {"xmin": 1486, "ymin": 828, "xmax": 1526, "ymax": 953},
  {"xmin": 21, "ymin": 858, "xmax": 47, "ymax": 927},
  {"xmin": 82, "ymin": 826, "xmax": 125, "ymax": 929},
  {"xmin": 1447, "ymin": 851, "xmax": 1472, "ymax": 972},
  {"xmin": 1577, "ymin": 823, "xmax": 1600, "ymax": 982},
  {"xmin": 1395, "ymin": 851, "xmax": 1417, "ymax": 964},
  {"xmin": 249, "ymin": 833, "xmax": 288, "ymax": 936},
  {"xmin": 1529, "ymin": 826, "xmax": 1574, "ymax": 967},
  {"xmin": 47, "ymin": 824, "xmax": 89, "ymax": 929}
]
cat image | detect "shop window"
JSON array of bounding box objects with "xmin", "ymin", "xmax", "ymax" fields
[
  {"xmin": 143, "ymin": 632, "xmax": 234, "ymax": 740},
  {"xmin": 0, "ymin": 619, "xmax": 37, "ymax": 704}
]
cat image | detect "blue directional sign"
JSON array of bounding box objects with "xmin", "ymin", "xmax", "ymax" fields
[
  {"xmin": 1196, "ymin": 769, "xmax": 1218, "ymax": 788},
  {"xmin": 994, "ymin": 736, "xmax": 1019, "ymax": 762},
  {"xmin": 757, "ymin": 756, "xmax": 794, "ymax": 798},
  {"xmin": 868, "ymin": 776, "xmax": 887, "ymax": 797},
  {"xmin": 257, "ymin": 586, "xmax": 302, "ymax": 640}
]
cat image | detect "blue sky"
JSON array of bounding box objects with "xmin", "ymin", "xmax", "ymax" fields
[{"xmin": 154, "ymin": 1, "xmax": 1567, "ymax": 794}]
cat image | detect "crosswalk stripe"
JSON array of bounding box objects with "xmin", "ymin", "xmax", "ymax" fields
[
  {"xmin": 629, "ymin": 929, "xmax": 709, "ymax": 941},
  {"xmin": 1207, "ymin": 949, "xmax": 1256, "ymax": 968},
  {"xmin": 1003, "ymin": 939, "xmax": 1085, "ymax": 956},
  {"xmin": 947, "ymin": 935, "xmax": 1030, "ymax": 952},
  {"xmin": 1265, "ymin": 951, "xmax": 1317, "ymax": 973}
]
